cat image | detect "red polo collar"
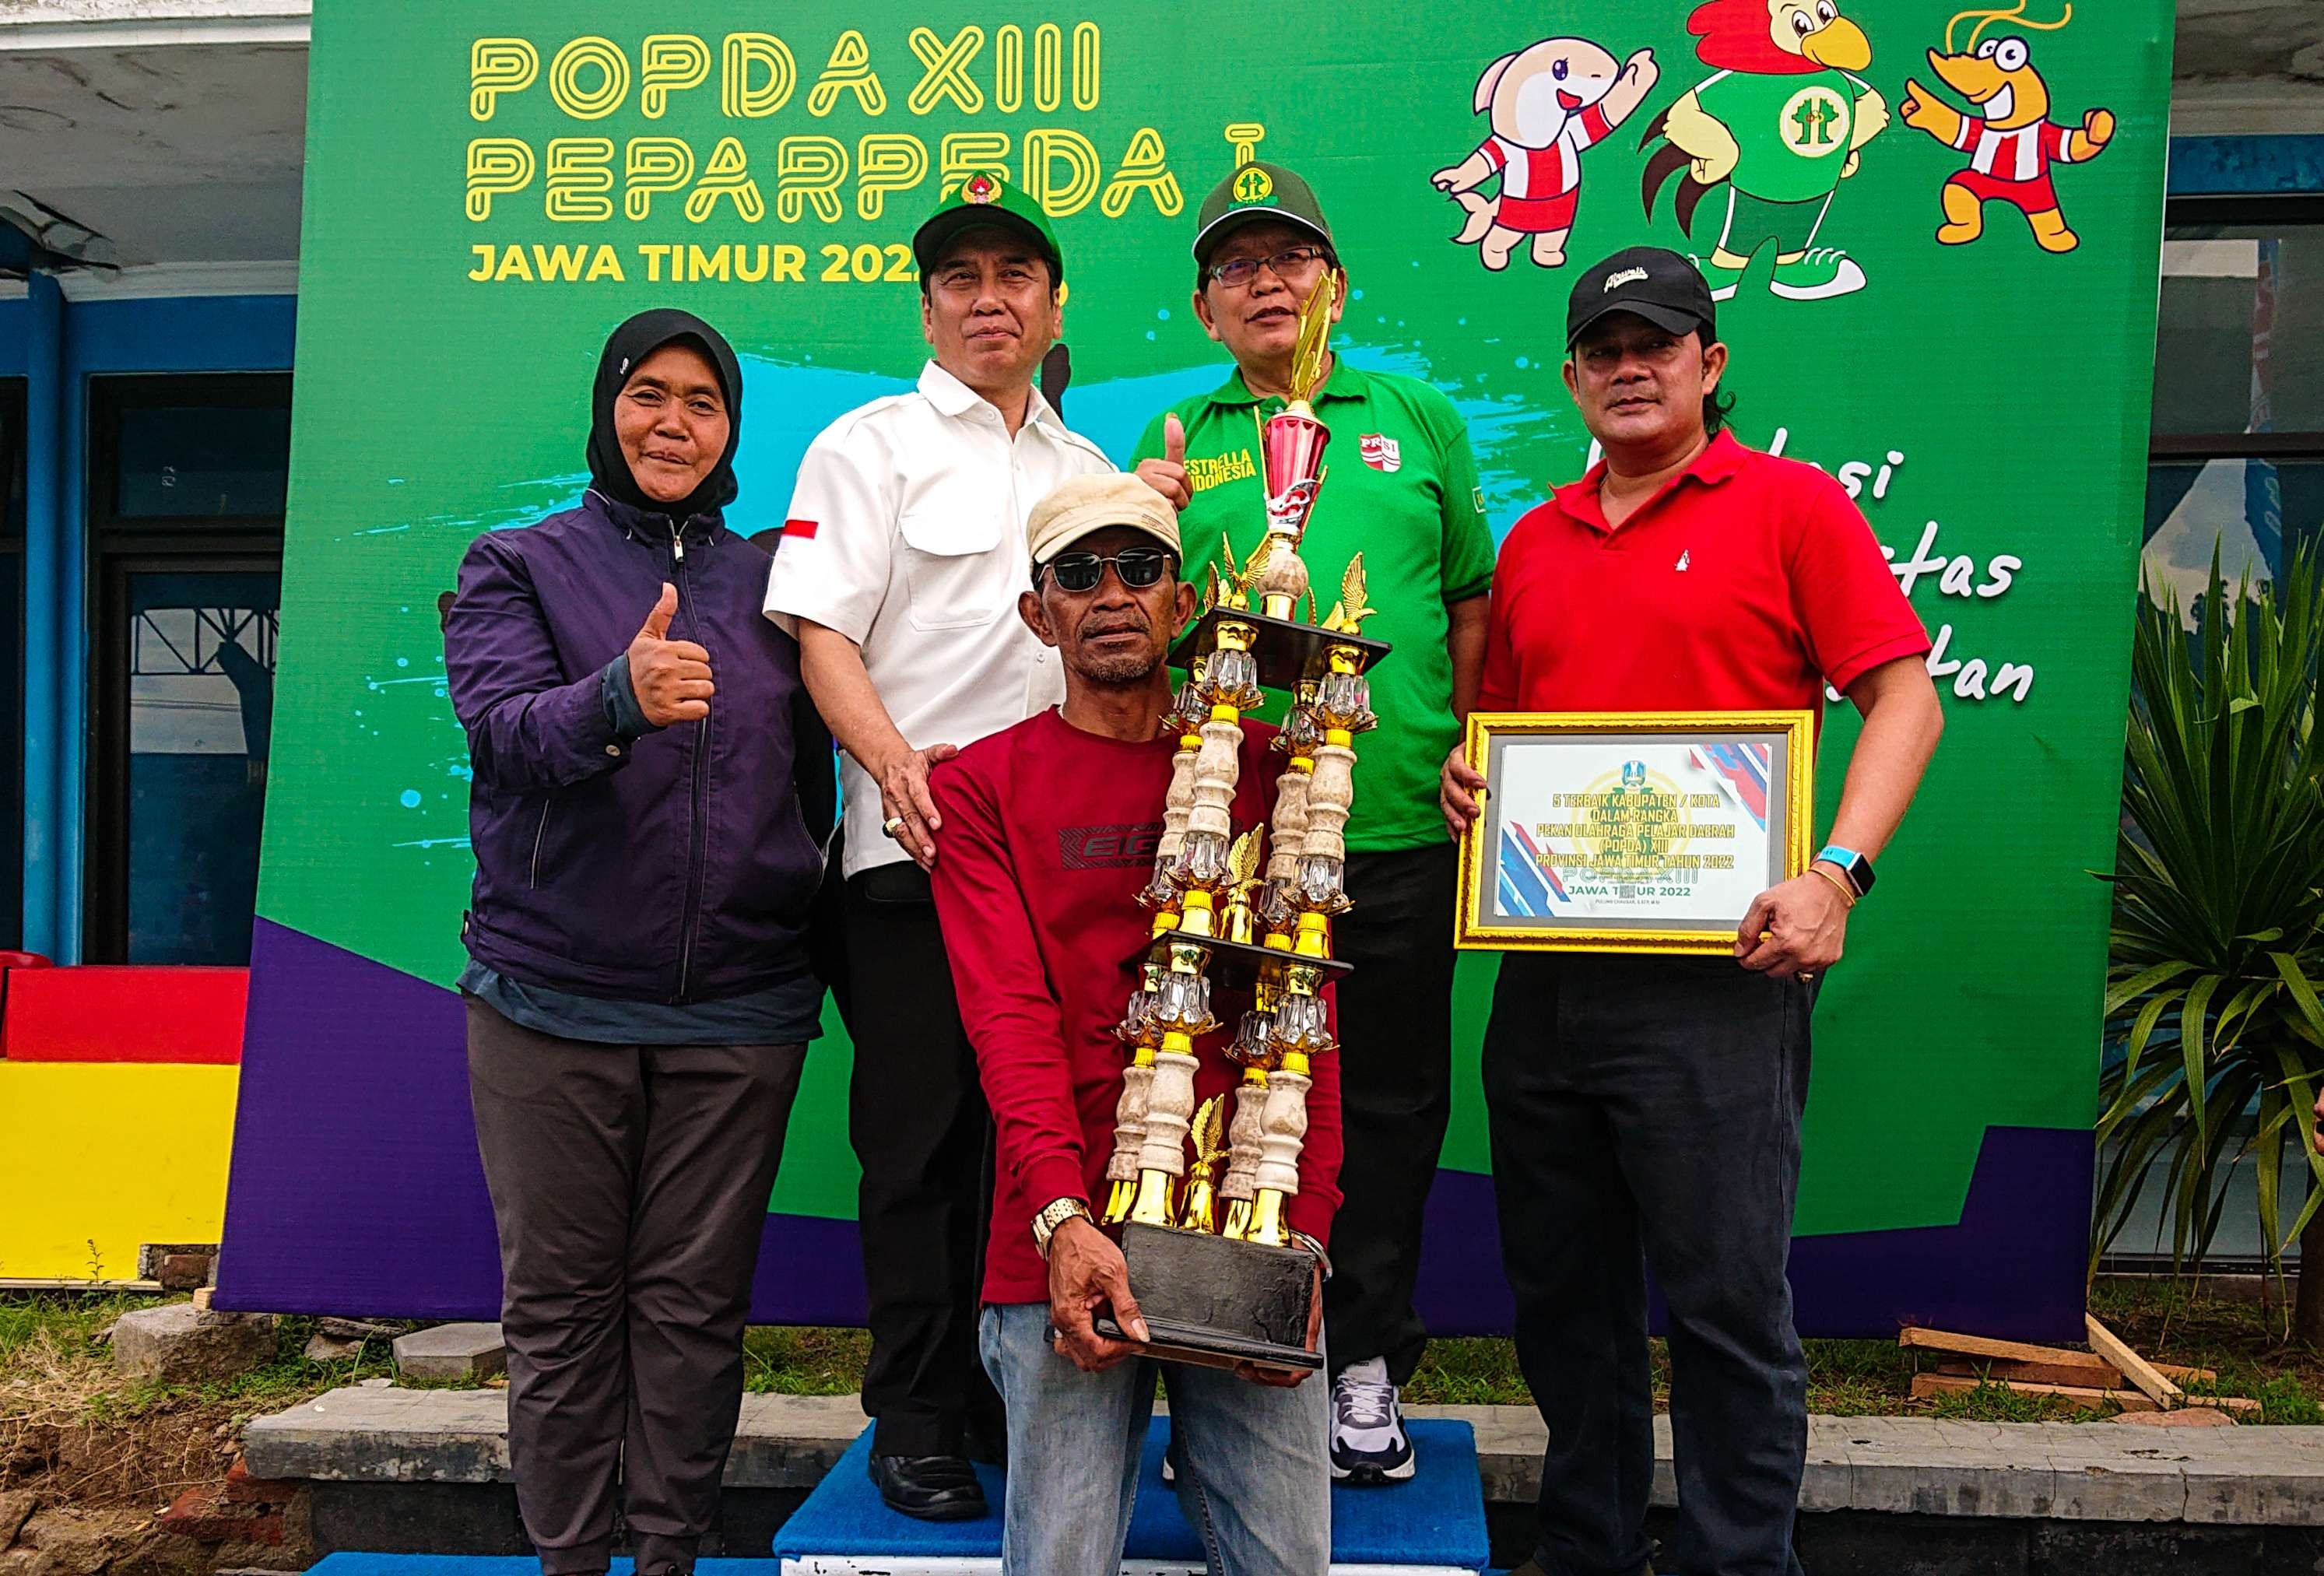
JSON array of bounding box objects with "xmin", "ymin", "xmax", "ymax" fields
[{"xmin": 1550, "ymin": 428, "xmax": 1750, "ymax": 534}]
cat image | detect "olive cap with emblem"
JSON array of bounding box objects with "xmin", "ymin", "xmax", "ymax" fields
[
  {"xmin": 1027, "ymin": 472, "xmax": 1182, "ymax": 568},
  {"xmin": 1566, "ymin": 245, "xmax": 1717, "ymax": 349},
  {"xmin": 1192, "ymin": 160, "xmax": 1333, "ymax": 265},
  {"xmin": 912, "ymin": 171, "xmax": 1065, "ymax": 283}
]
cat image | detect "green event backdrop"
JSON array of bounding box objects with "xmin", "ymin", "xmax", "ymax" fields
[{"xmin": 240, "ymin": 0, "xmax": 2169, "ymax": 1299}]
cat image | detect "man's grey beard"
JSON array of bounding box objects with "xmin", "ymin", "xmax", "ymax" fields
[{"xmin": 1072, "ymin": 648, "xmax": 1162, "ymax": 686}]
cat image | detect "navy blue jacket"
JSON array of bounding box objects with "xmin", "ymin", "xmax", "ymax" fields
[{"xmin": 444, "ymin": 490, "xmax": 830, "ymax": 1002}]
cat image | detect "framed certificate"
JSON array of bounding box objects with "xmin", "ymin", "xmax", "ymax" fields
[{"xmin": 1455, "ymin": 711, "xmax": 1816, "ymax": 953}]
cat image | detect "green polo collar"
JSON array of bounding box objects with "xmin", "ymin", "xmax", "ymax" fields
[{"xmin": 1203, "ymin": 356, "xmax": 1371, "ymax": 409}]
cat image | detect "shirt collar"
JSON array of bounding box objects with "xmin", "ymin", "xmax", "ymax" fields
[
  {"xmin": 1551, "ymin": 428, "xmax": 1749, "ymax": 532},
  {"xmin": 918, "ymin": 359, "xmax": 1070, "ymax": 438},
  {"xmin": 1204, "ymin": 355, "xmax": 1371, "ymax": 409}
]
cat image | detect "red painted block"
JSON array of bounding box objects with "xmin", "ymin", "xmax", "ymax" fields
[{"xmin": 1, "ymin": 966, "xmax": 249, "ymax": 1064}]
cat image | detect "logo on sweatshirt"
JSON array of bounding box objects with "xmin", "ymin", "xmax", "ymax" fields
[{"xmin": 1058, "ymin": 822, "xmax": 1164, "ymax": 869}]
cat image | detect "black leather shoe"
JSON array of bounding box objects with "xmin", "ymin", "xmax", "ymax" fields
[{"xmin": 869, "ymin": 1452, "xmax": 987, "ymax": 1521}]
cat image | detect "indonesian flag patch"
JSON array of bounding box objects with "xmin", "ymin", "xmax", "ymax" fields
[{"xmin": 1359, "ymin": 433, "xmax": 1401, "ymax": 472}]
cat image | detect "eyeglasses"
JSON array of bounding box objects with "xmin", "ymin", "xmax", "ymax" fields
[
  {"xmin": 1037, "ymin": 547, "xmax": 1174, "ymax": 593},
  {"xmin": 1206, "ymin": 244, "xmax": 1332, "ymax": 290}
]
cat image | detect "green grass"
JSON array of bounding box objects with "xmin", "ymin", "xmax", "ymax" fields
[
  {"xmin": 743, "ymin": 1325, "xmax": 870, "ymax": 1395},
  {"xmin": 7, "ymin": 1280, "xmax": 2318, "ymax": 1444}
]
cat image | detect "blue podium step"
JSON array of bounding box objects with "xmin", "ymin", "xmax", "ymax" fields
[
  {"xmin": 773, "ymin": 1416, "xmax": 1488, "ymax": 1574},
  {"xmin": 308, "ymin": 1417, "xmax": 1490, "ymax": 1575}
]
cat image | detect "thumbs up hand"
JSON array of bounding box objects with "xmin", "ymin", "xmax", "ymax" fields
[
  {"xmin": 627, "ymin": 581, "xmax": 714, "ymax": 727},
  {"xmin": 1133, "ymin": 412, "xmax": 1192, "ymax": 511}
]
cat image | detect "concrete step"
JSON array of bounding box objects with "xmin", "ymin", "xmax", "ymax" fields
[{"xmin": 244, "ymin": 1387, "xmax": 2324, "ymax": 1527}]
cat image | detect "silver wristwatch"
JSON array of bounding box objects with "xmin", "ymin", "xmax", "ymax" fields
[{"xmin": 1031, "ymin": 1196, "xmax": 1094, "ymax": 1258}]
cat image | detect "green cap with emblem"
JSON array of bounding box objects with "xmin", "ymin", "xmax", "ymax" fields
[
  {"xmin": 912, "ymin": 171, "xmax": 1065, "ymax": 283},
  {"xmin": 1192, "ymin": 160, "xmax": 1332, "ymax": 265}
]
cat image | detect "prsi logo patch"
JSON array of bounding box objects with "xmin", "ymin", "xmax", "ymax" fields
[{"xmin": 1359, "ymin": 433, "xmax": 1402, "ymax": 472}]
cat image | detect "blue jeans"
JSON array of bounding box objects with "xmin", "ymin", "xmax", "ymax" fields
[{"xmin": 978, "ymin": 1301, "xmax": 1332, "ymax": 1575}]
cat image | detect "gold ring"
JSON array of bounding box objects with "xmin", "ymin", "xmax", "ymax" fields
[{"xmin": 882, "ymin": 816, "xmax": 906, "ymax": 837}]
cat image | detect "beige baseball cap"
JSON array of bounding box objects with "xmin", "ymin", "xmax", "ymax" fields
[{"xmin": 1026, "ymin": 472, "xmax": 1181, "ymax": 569}]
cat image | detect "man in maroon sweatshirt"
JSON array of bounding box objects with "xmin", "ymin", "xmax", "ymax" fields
[{"xmin": 930, "ymin": 471, "xmax": 1343, "ymax": 1574}]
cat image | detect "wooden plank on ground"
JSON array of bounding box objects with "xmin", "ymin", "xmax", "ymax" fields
[
  {"xmin": 2086, "ymin": 1315, "xmax": 2184, "ymax": 1408},
  {"xmin": 1939, "ymin": 1356, "xmax": 2126, "ymax": 1389},
  {"xmin": 2154, "ymin": 1361, "xmax": 2219, "ymax": 1384},
  {"xmin": 1912, "ymin": 1372, "xmax": 2157, "ymax": 1413},
  {"xmin": 1899, "ymin": 1327, "xmax": 2116, "ymax": 1374},
  {"xmin": 1911, "ymin": 1373, "xmax": 2259, "ymax": 1416}
]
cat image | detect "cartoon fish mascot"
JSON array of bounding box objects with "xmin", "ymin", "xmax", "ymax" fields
[
  {"xmin": 1899, "ymin": 5, "xmax": 2113, "ymax": 253},
  {"xmin": 1640, "ymin": 0, "xmax": 1889, "ymax": 302},
  {"xmin": 1431, "ymin": 37, "xmax": 1659, "ymax": 272}
]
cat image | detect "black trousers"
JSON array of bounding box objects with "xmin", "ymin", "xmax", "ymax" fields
[
  {"xmin": 1324, "ymin": 841, "xmax": 1459, "ymax": 1385},
  {"xmin": 1483, "ymin": 953, "xmax": 1812, "ymax": 1576},
  {"xmin": 465, "ymin": 997, "xmax": 806, "ymax": 1576},
  {"xmin": 842, "ymin": 862, "xmax": 1004, "ymax": 1457}
]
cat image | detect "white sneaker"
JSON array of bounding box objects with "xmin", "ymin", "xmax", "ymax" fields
[{"xmin": 1329, "ymin": 1357, "xmax": 1415, "ymax": 1483}]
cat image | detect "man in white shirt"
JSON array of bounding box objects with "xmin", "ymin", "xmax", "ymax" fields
[{"xmin": 763, "ymin": 174, "xmax": 1123, "ymax": 1521}]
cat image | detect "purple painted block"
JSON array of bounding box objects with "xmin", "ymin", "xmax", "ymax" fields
[
  {"xmin": 216, "ymin": 920, "xmax": 869, "ymax": 1322},
  {"xmin": 1408, "ymin": 1126, "xmax": 2091, "ymax": 1343},
  {"xmin": 219, "ymin": 921, "xmax": 2087, "ymax": 1342}
]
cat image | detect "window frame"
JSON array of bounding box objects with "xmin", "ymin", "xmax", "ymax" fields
[
  {"xmin": 82, "ymin": 372, "xmax": 290, "ymax": 964},
  {"xmin": 86, "ymin": 372, "xmax": 296, "ymax": 534},
  {"xmin": 2153, "ymin": 193, "xmax": 2324, "ymax": 468}
]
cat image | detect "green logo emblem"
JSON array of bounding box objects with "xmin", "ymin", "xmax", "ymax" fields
[
  {"xmin": 1232, "ymin": 167, "xmax": 1275, "ymax": 205},
  {"xmin": 1781, "ymin": 86, "xmax": 1850, "ymax": 157}
]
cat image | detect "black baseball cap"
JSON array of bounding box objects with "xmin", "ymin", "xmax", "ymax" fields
[
  {"xmin": 1192, "ymin": 161, "xmax": 1332, "ymax": 265},
  {"xmin": 1566, "ymin": 246, "xmax": 1715, "ymax": 349}
]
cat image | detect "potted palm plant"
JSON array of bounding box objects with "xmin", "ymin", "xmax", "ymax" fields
[{"xmin": 2096, "ymin": 539, "xmax": 2324, "ymax": 1346}]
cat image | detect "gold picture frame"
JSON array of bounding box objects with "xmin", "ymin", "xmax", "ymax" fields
[{"xmin": 1454, "ymin": 711, "xmax": 1817, "ymax": 954}]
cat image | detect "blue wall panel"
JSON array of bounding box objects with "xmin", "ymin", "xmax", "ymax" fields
[{"xmin": 0, "ymin": 288, "xmax": 294, "ymax": 959}]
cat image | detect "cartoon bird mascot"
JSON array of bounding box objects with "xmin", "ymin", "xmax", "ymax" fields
[
  {"xmin": 1640, "ymin": 0, "xmax": 1890, "ymax": 302},
  {"xmin": 1899, "ymin": 4, "xmax": 2113, "ymax": 253}
]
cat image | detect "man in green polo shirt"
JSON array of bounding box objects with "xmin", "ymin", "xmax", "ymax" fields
[{"xmin": 1131, "ymin": 160, "xmax": 1495, "ymax": 1485}]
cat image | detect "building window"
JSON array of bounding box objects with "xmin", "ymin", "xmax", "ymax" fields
[
  {"xmin": 2143, "ymin": 195, "xmax": 2324, "ymax": 603},
  {"xmin": 86, "ymin": 374, "xmax": 289, "ymax": 967}
]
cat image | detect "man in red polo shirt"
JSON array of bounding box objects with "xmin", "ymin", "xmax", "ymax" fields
[{"xmin": 1441, "ymin": 247, "xmax": 1942, "ymax": 1576}]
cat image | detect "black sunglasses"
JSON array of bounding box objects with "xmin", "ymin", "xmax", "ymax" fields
[{"xmin": 1037, "ymin": 546, "xmax": 1174, "ymax": 594}]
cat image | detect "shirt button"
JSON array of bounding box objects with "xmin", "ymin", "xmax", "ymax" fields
[{"xmin": 606, "ymin": 744, "xmax": 622, "ymax": 756}]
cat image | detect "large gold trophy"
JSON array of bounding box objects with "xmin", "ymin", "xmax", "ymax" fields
[{"xmin": 1095, "ymin": 277, "xmax": 1389, "ymax": 1371}]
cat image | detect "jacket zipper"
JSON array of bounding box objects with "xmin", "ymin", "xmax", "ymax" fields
[
  {"xmin": 528, "ymin": 795, "xmax": 555, "ymax": 889},
  {"xmin": 672, "ymin": 518, "xmax": 711, "ymax": 1000}
]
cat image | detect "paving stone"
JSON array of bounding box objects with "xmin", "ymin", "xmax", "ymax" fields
[
  {"xmin": 390, "ymin": 1322, "xmax": 507, "ymax": 1381},
  {"xmin": 241, "ymin": 1387, "xmax": 2324, "ymax": 1526},
  {"xmin": 245, "ymin": 1387, "xmax": 512, "ymax": 1483},
  {"xmin": 110, "ymin": 1302, "xmax": 276, "ymax": 1384}
]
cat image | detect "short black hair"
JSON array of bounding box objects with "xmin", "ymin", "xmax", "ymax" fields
[{"xmin": 1697, "ymin": 324, "xmax": 1735, "ymax": 437}]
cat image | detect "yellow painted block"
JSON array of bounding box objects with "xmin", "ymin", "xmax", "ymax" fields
[{"xmin": 0, "ymin": 1062, "xmax": 239, "ymax": 1282}]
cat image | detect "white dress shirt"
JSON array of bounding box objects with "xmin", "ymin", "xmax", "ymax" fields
[{"xmin": 764, "ymin": 360, "xmax": 1115, "ymax": 877}]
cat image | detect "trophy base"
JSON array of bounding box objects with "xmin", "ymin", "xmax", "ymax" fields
[
  {"xmin": 1092, "ymin": 1220, "xmax": 1321, "ymax": 1373},
  {"xmin": 1168, "ymin": 605, "xmax": 1394, "ymax": 693}
]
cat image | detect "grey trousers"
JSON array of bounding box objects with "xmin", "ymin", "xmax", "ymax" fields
[{"xmin": 465, "ymin": 995, "xmax": 807, "ymax": 1576}]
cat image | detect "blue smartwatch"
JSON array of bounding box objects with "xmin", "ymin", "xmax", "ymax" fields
[{"xmin": 1814, "ymin": 845, "xmax": 1874, "ymax": 899}]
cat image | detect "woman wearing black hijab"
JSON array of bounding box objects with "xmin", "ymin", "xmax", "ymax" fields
[{"xmin": 444, "ymin": 311, "xmax": 832, "ymax": 1576}]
